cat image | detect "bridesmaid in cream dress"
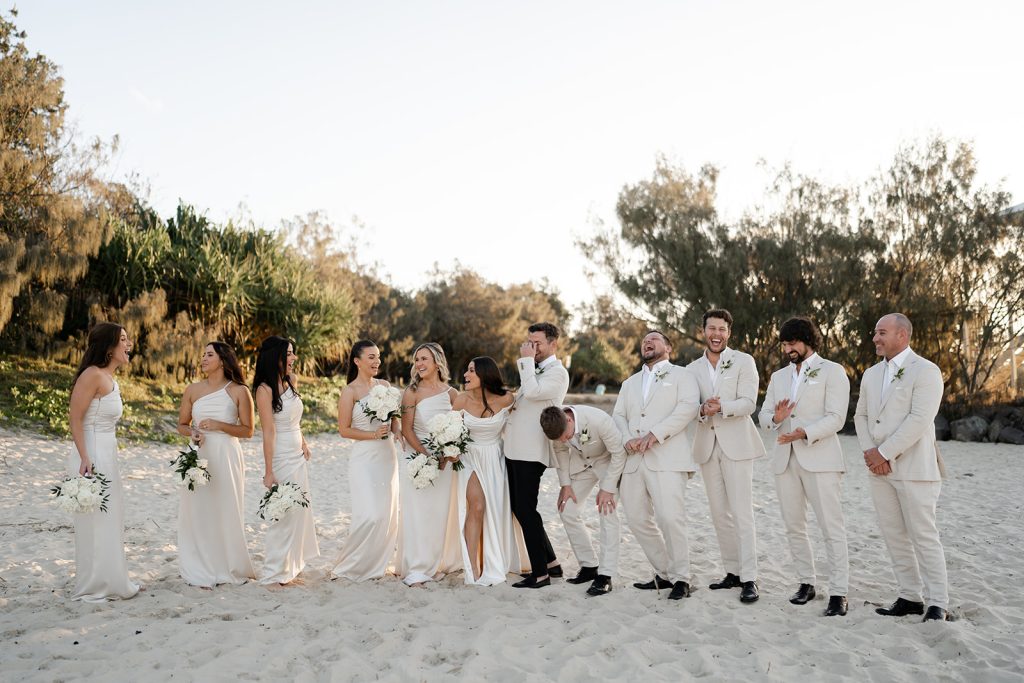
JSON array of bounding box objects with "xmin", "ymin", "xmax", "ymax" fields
[
  {"xmin": 332, "ymin": 340, "xmax": 401, "ymax": 581},
  {"xmin": 452, "ymin": 356, "xmax": 520, "ymax": 586},
  {"xmin": 396, "ymin": 343, "xmax": 461, "ymax": 586},
  {"xmin": 254, "ymin": 336, "xmax": 319, "ymax": 585},
  {"xmin": 175, "ymin": 342, "xmax": 256, "ymax": 587},
  {"xmin": 66, "ymin": 322, "xmax": 140, "ymax": 602}
]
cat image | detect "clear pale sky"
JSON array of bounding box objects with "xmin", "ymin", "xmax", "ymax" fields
[{"xmin": 16, "ymin": 1, "xmax": 1023, "ymax": 311}]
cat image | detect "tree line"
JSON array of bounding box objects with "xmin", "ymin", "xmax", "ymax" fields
[{"xmin": 2, "ymin": 10, "xmax": 1021, "ymax": 404}]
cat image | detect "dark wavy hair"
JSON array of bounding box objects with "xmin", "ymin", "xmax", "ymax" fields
[
  {"xmin": 206, "ymin": 341, "xmax": 246, "ymax": 385},
  {"xmin": 72, "ymin": 322, "xmax": 125, "ymax": 389},
  {"xmin": 252, "ymin": 336, "xmax": 296, "ymax": 413},
  {"xmin": 779, "ymin": 317, "xmax": 822, "ymax": 350},
  {"xmin": 346, "ymin": 339, "xmax": 378, "ymax": 384},
  {"xmin": 470, "ymin": 356, "xmax": 508, "ymax": 417}
]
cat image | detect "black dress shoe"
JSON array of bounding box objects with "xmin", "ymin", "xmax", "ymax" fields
[
  {"xmin": 668, "ymin": 581, "xmax": 692, "ymax": 600},
  {"xmin": 709, "ymin": 573, "xmax": 742, "ymax": 590},
  {"xmin": 789, "ymin": 583, "xmax": 816, "ymax": 605},
  {"xmin": 547, "ymin": 564, "xmax": 563, "ymax": 578},
  {"xmin": 566, "ymin": 566, "xmax": 599, "ymax": 584},
  {"xmin": 922, "ymin": 606, "xmax": 949, "ymax": 622},
  {"xmin": 512, "ymin": 576, "xmax": 550, "ymax": 589},
  {"xmin": 633, "ymin": 575, "xmax": 673, "ymax": 590},
  {"xmin": 586, "ymin": 575, "xmax": 613, "ymax": 596},
  {"xmin": 740, "ymin": 581, "xmax": 759, "ymax": 603},
  {"xmin": 824, "ymin": 595, "xmax": 848, "ymax": 616},
  {"xmin": 875, "ymin": 597, "xmax": 925, "ymax": 616}
]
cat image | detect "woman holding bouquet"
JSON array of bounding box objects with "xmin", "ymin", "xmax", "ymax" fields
[
  {"xmin": 331, "ymin": 340, "xmax": 401, "ymax": 581},
  {"xmin": 396, "ymin": 343, "xmax": 461, "ymax": 586},
  {"xmin": 65, "ymin": 322, "xmax": 139, "ymax": 602},
  {"xmin": 175, "ymin": 342, "xmax": 256, "ymax": 587},
  {"xmin": 254, "ymin": 336, "xmax": 319, "ymax": 585},
  {"xmin": 453, "ymin": 357, "xmax": 519, "ymax": 586}
]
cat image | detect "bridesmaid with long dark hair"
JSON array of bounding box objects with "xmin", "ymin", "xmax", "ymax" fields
[
  {"xmin": 66, "ymin": 322, "xmax": 140, "ymax": 601},
  {"xmin": 175, "ymin": 341, "xmax": 256, "ymax": 587},
  {"xmin": 331, "ymin": 340, "xmax": 401, "ymax": 581},
  {"xmin": 253, "ymin": 336, "xmax": 319, "ymax": 585}
]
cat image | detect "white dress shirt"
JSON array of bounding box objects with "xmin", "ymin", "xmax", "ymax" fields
[
  {"xmin": 566, "ymin": 406, "xmax": 581, "ymax": 449},
  {"xmin": 790, "ymin": 352, "xmax": 820, "ymax": 401},
  {"xmin": 641, "ymin": 359, "xmax": 672, "ymax": 403},
  {"xmin": 881, "ymin": 346, "xmax": 913, "ymax": 403}
]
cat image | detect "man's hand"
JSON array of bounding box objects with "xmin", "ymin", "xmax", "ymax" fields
[
  {"xmin": 557, "ymin": 485, "xmax": 577, "ymax": 512},
  {"xmin": 701, "ymin": 397, "xmax": 722, "ymax": 417},
  {"xmin": 864, "ymin": 447, "xmax": 889, "ymax": 475},
  {"xmin": 520, "ymin": 341, "xmax": 536, "ymax": 360},
  {"xmin": 624, "ymin": 437, "xmax": 643, "ymax": 454},
  {"xmin": 773, "ymin": 398, "xmax": 796, "ymax": 425},
  {"xmin": 777, "ymin": 428, "xmax": 807, "ymax": 445},
  {"xmin": 596, "ymin": 489, "xmax": 616, "ymax": 515}
]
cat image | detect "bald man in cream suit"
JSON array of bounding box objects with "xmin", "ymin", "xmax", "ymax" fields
[
  {"xmin": 759, "ymin": 317, "xmax": 850, "ymax": 617},
  {"xmin": 855, "ymin": 313, "xmax": 950, "ymax": 622},
  {"xmin": 612, "ymin": 330, "xmax": 701, "ymax": 601},
  {"xmin": 687, "ymin": 308, "xmax": 766, "ymax": 604}
]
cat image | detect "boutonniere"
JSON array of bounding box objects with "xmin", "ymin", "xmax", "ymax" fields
[
  {"xmin": 654, "ymin": 368, "xmax": 669, "ymax": 382},
  {"xmin": 891, "ymin": 367, "xmax": 905, "ymax": 383},
  {"xmin": 579, "ymin": 429, "xmax": 591, "ymax": 445},
  {"xmin": 534, "ymin": 365, "xmax": 545, "ymax": 376},
  {"xmin": 803, "ymin": 367, "xmax": 820, "ymax": 382},
  {"xmin": 719, "ymin": 359, "xmax": 733, "ymax": 372}
]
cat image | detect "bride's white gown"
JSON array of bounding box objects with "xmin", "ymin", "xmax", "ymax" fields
[
  {"xmin": 457, "ymin": 407, "xmax": 523, "ymax": 586},
  {"xmin": 66, "ymin": 380, "xmax": 139, "ymax": 602},
  {"xmin": 397, "ymin": 391, "xmax": 461, "ymax": 585}
]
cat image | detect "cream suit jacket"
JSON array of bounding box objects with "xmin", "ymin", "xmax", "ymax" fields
[
  {"xmin": 552, "ymin": 405, "xmax": 627, "ymax": 493},
  {"xmin": 854, "ymin": 350, "xmax": 945, "ymax": 481},
  {"xmin": 758, "ymin": 357, "xmax": 850, "ymax": 475},
  {"xmin": 612, "ymin": 364, "xmax": 701, "ymax": 474},
  {"xmin": 504, "ymin": 356, "xmax": 570, "ymax": 467},
  {"xmin": 687, "ymin": 348, "xmax": 766, "ymax": 463}
]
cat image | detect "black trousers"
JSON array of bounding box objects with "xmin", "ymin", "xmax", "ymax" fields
[{"xmin": 506, "ymin": 458, "xmax": 556, "ymax": 576}]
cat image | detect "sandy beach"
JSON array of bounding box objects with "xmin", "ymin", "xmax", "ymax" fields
[{"xmin": 1, "ymin": 426, "xmax": 1022, "ymax": 682}]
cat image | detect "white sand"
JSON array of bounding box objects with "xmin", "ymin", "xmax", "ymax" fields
[{"xmin": 1, "ymin": 426, "xmax": 1022, "ymax": 682}]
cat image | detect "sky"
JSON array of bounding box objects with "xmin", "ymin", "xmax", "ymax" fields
[{"xmin": 15, "ymin": 1, "xmax": 1024, "ymax": 315}]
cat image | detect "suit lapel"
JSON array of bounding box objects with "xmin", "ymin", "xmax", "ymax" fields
[
  {"xmin": 573, "ymin": 410, "xmax": 590, "ymax": 453},
  {"xmin": 792, "ymin": 357, "xmax": 814, "ymax": 405}
]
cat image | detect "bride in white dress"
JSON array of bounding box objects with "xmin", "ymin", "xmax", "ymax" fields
[
  {"xmin": 332, "ymin": 340, "xmax": 400, "ymax": 581},
  {"xmin": 66, "ymin": 322, "xmax": 139, "ymax": 602},
  {"xmin": 397, "ymin": 343, "xmax": 461, "ymax": 585},
  {"xmin": 175, "ymin": 342, "xmax": 256, "ymax": 587},
  {"xmin": 253, "ymin": 336, "xmax": 319, "ymax": 585},
  {"xmin": 452, "ymin": 356, "xmax": 520, "ymax": 586}
]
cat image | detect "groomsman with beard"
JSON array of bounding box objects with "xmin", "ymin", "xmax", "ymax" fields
[
  {"xmin": 758, "ymin": 317, "xmax": 851, "ymax": 617},
  {"xmin": 687, "ymin": 309, "xmax": 766, "ymax": 604},
  {"xmin": 505, "ymin": 322, "xmax": 570, "ymax": 588},
  {"xmin": 612, "ymin": 330, "xmax": 701, "ymax": 601},
  {"xmin": 540, "ymin": 404, "xmax": 627, "ymax": 596},
  {"xmin": 855, "ymin": 313, "xmax": 950, "ymax": 622}
]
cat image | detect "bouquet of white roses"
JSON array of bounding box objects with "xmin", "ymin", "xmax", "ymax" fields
[
  {"xmin": 170, "ymin": 444, "xmax": 211, "ymax": 491},
  {"xmin": 424, "ymin": 411, "xmax": 472, "ymax": 472},
  {"xmin": 362, "ymin": 385, "xmax": 403, "ymax": 438},
  {"xmin": 257, "ymin": 482, "xmax": 311, "ymax": 523},
  {"xmin": 51, "ymin": 470, "xmax": 110, "ymax": 514},
  {"xmin": 406, "ymin": 452, "xmax": 442, "ymax": 489}
]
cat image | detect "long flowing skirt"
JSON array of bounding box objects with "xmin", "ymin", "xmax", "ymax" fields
[
  {"xmin": 178, "ymin": 434, "xmax": 255, "ymax": 586},
  {"xmin": 67, "ymin": 432, "xmax": 139, "ymax": 602},
  {"xmin": 260, "ymin": 437, "xmax": 320, "ymax": 585},
  {"xmin": 457, "ymin": 441, "xmax": 522, "ymax": 586},
  {"xmin": 397, "ymin": 459, "xmax": 461, "ymax": 584}
]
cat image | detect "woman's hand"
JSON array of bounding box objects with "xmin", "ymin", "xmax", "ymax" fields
[
  {"xmin": 373, "ymin": 425, "xmax": 390, "ymax": 440},
  {"xmin": 302, "ymin": 442, "xmax": 312, "ymax": 461},
  {"xmin": 197, "ymin": 418, "xmax": 222, "ymax": 433},
  {"xmin": 191, "ymin": 428, "xmax": 205, "ymax": 447},
  {"xmin": 263, "ymin": 471, "xmax": 278, "ymax": 489},
  {"xmin": 78, "ymin": 456, "xmax": 93, "ymax": 477}
]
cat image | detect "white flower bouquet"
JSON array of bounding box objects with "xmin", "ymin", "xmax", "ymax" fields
[
  {"xmin": 51, "ymin": 470, "xmax": 110, "ymax": 514},
  {"xmin": 406, "ymin": 452, "xmax": 441, "ymax": 489},
  {"xmin": 170, "ymin": 444, "xmax": 211, "ymax": 491},
  {"xmin": 362, "ymin": 385, "xmax": 403, "ymax": 437},
  {"xmin": 424, "ymin": 411, "xmax": 472, "ymax": 472},
  {"xmin": 257, "ymin": 482, "xmax": 311, "ymax": 523}
]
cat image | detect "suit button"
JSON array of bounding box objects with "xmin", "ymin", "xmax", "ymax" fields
[
  {"xmin": 710, "ymin": 426, "xmax": 715, "ymax": 431},
  {"xmin": 875, "ymin": 419, "xmax": 880, "ymax": 424},
  {"xmin": 791, "ymin": 413, "xmax": 796, "ymax": 418},
  {"xmin": 641, "ymin": 413, "xmax": 645, "ymax": 417}
]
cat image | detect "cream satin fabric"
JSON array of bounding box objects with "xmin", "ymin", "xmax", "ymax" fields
[
  {"xmin": 178, "ymin": 385, "xmax": 255, "ymax": 587},
  {"xmin": 66, "ymin": 382, "xmax": 139, "ymax": 602},
  {"xmin": 261, "ymin": 390, "xmax": 320, "ymax": 584}
]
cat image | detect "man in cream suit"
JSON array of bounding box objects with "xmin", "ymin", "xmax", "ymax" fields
[
  {"xmin": 505, "ymin": 322, "xmax": 570, "ymax": 589},
  {"xmin": 687, "ymin": 308, "xmax": 766, "ymax": 604},
  {"xmin": 540, "ymin": 405, "xmax": 626, "ymax": 596},
  {"xmin": 612, "ymin": 330, "xmax": 701, "ymax": 601},
  {"xmin": 855, "ymin": 313, "xmax": 950, "ymax": 622},
  {"xmin": 758, "ymin": 317, "xmax": 850, "ymax": 617}
]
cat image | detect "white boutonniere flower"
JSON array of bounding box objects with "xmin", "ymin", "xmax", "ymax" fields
[
  {"xmin": 891, "ymin": 367, "xmax": 905, "ymax": 383},
  {"xmin": 654, "ymin": 368, "xmax": 669, "ymax": 382},
  {"xmin": 803, "ymin": 367, "xmax": 820, "ymax": 382},
  {"xmin": 719, "ymin": 359, "xmax": 733, "ymax": 372},
  {"xmin": 579, "ymin": 428, "xmax": 591, "ymax": 446},
  {"xmin": 535, "ymin": 365, "xmax": 545, "ymax": 376}
]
